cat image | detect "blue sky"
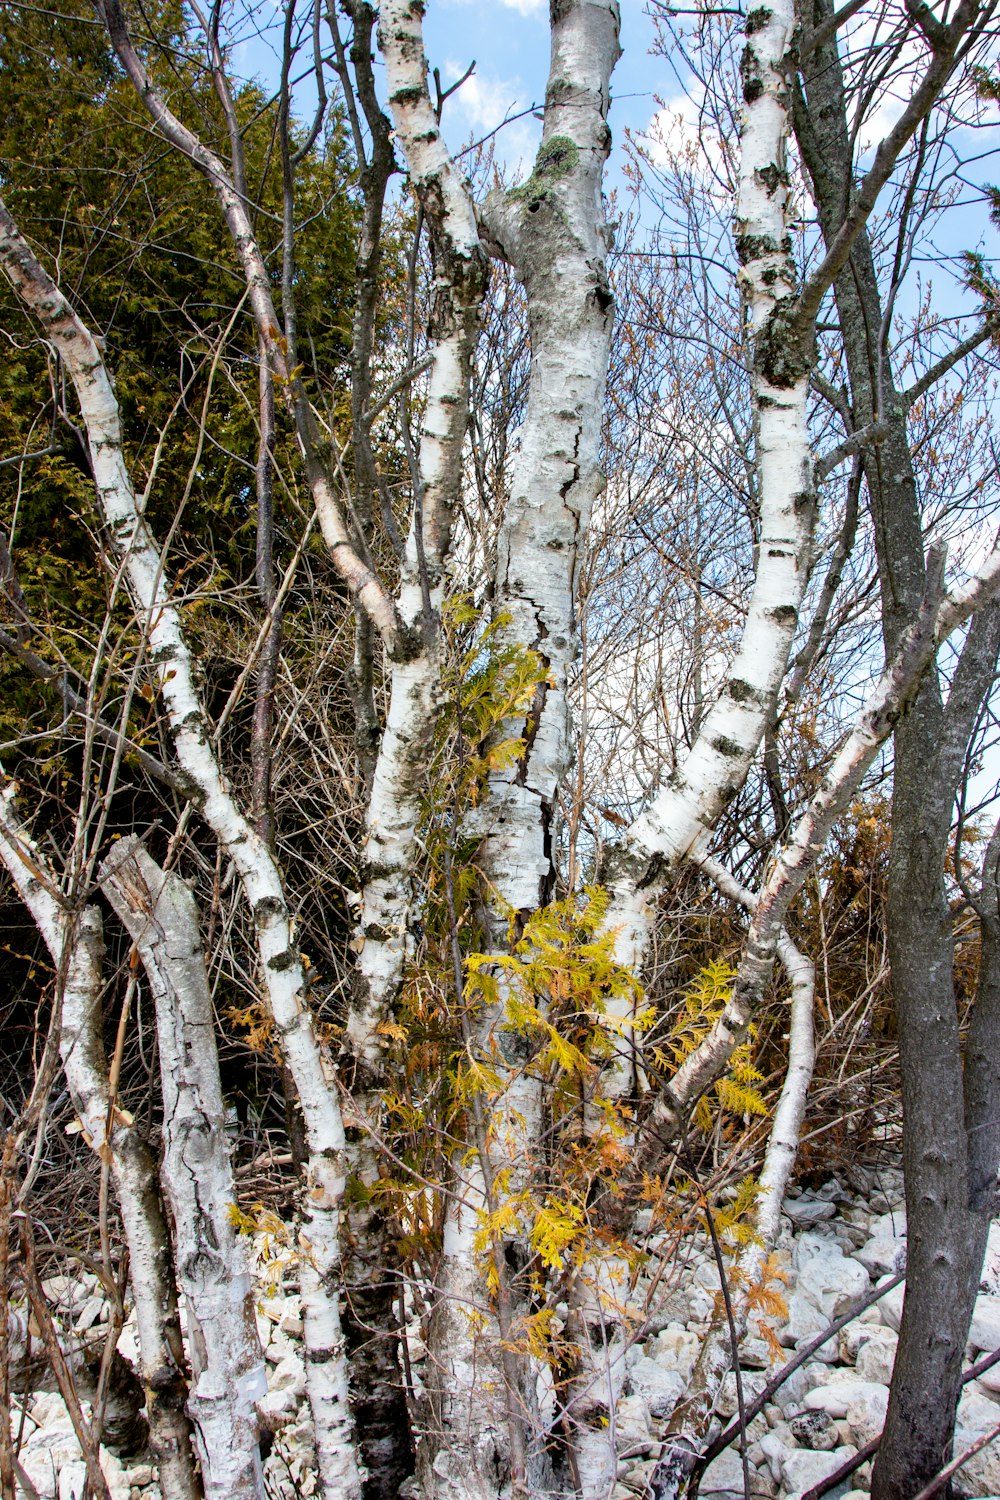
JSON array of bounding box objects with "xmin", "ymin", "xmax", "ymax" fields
[
  {"xmin": 233, "ymin": 1, "xmax": 671, "ymax": 190},
  {"xmin": 422, "ymin": 0, "xmax": 665, "ymax": 181}
]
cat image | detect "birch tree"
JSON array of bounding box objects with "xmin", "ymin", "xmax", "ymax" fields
[{"xmin": 3, "ymin": 2, "xmax": 1000, "ymax": 1499}]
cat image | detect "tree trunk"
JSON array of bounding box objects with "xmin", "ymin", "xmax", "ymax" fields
[
  {"xmin": 413, "ymin": 5, "xmax": 623, "ymax": 1493},
  {"xmin": 794, "ymin": 9, "xmax": 1000, "ymax": 1488},
  {"xmin": 0, "ymin": 793, "xmax": 199, "ymax": 1500},
  {"xmin": 0, "ymin": 196, "xmax": 363, "ymax": 1500},
  {"xmin": 101, "ymin": 838, "xmax": 267, "ymax": 1500}
]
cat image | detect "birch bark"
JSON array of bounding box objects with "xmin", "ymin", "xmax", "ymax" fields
[
  {"xmin": 600, "ymin": 0, "xmax": 814, "ymax": 989},
  {"xmin": 0, "ymin": 790, "xmax": 199, "ymax": 1500},
  {"xmin": 100, "ymin": 838, "xmax": 267, "ymax": 1500},
  {"xmin": 0, "ymin": 199, "xmax": 362, "ymax": 1500},
  {"xmin": 409, "ymin": 6, "xmax": 622, "ymax": 1494},
  {"xmin": 638, "ymin": 544, "xmax": 1000, "ymax": 1164},
  {"xmin": 329, "ymin": 9, "xmax": 491, "ymax": 1492},
  {"xmin": 348, "ymin": 0, "xmax": 486, "ymax": 1071}
]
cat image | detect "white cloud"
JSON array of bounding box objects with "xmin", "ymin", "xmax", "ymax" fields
[
  {"xmin": 441, "ymin": 61, "xmax": 541, "ymax": 172},
  {"xmin": 443, "ymin": 62, "xmax": 523, "ymax": 132},
  {"xmin": 643, "ymin": 91, "xmax": 732, "ymax": 193}
]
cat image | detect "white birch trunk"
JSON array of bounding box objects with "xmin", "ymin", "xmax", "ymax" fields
[
  {"xmin": 475, "ymin": 0, "xmax": 620, "ymax": 924},
  {"xmin": 640, "ymin": 544, "xmax": 1000, "ymax": 1163},
  {"xmin": 0, "ymin": 789, "xmax": 200, "ymax": 1500},
  {"xmin": 100, "ymin": 838, "xmax": 266, "ymax": 1500},
  {"xmin": 600, "ymin": 0, "xmax": 814, "ymax": 991},
  {"xmin": 349, "ymin": 0, "xmax": 486, "ymax": 1062},
  {"xmin": 0, "ymin": 200, "xmax": 362, "ymax": 1500},
  {"xmin": 558, "ymin": 5, "xmax": 809, "ymax": 1485},
  {"xmin": 409, "ymin": 7, "xmax": 622, "ymax": 1494}
]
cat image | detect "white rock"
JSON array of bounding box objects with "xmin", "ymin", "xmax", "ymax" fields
[
  {"xmin": 839, "ymin": 1318, "xmax": 881, "ymax": 1364},
  {"xmin": 794, "ymin": 1234, "xmax": 870, "ymax": 1319},
  {"xmin": 844, "ymin": 1386, "xmax": 890, "ymax": 1447},
  {"xmin": 685, "ymin": 1287, "xmax": 716, "ymax": 1325},
  {"xmin": 259, "ymin": 1387, "xmax": 299, "ymax": 1427},
  {"xmin": 779, "ymin": 1290, "xmax": 830, "ymax": 1349},
  {"xmin": 804, "ymin": 1378, "xmax": 889, "ymax": 1421},
  {"xmin": 271, "ymin": 1354, "xmax": 307, "ymax": 1398},
  {"xmin": 784, "ymin": 1197, "xmax": 837, "ymax": 1226},
  {"xmin": 40, "ymin": 1275, "xmax": 74, "ymax": 1306},
  {"xmin": 692, "ymin": 1259, "xmax": 723, "ymax": 1291},
  {"xmin": 266, "ymin": 1329, "xmax": 297, "ymax": 1365},
  {"xmin": 854, "ymin": 1236, "xmax": 906, "ymax": 1278},
  {"xmin": 58, "ymin": 1462, "xmax": 87, "ymax": 1500},
  {"xmin": 650, "ymin": 1325, "xmax": 700, "ymax": 1383},
  {"xmin": 971, "ymin": 1297, "xmax": 1000, "ymax": 1354},
  {"xmin": 806, "ymin": 1329, "xmax": 842, "ymax": 1364},
  {"xmin": 627, "ymin": 1356, "xmax": 685, "ymax": 1419},
  {"xmin": 876, "ymin": 1277, "xmax": 906, "ymax": 1333},
  {"xmin": 615, "ymin": 1393, "xmax": 652, "ymax": 1447},
  {"xmin": 29, "ymin": 1393, "xmax": 74, "ymax": 1427},
  {"xmin": 740, "ymin": 1337, "xmax": 775, "ymax": 1370},
  {"xmin": 20, "ymin": 1444, "xmax": 74, "ymax": 1500},
  {"xmin": 868, "ymin": 1209, "xmax": 906, "ymax": 1240},
  {"xmin": 774, "ymin": 1364, "xmax": 830, "ymax": 1415},
  {"xmin": 716, "ymin": 1371, "xmax": 769, "ymax": 1420},
  {"xmin": 980, "ymin": 1224, "xmax": 1000, "ymax": 1296},
  {"xmin": 19, "ymin": 1434, "xmax": 128, "ymax": 1500},
  {"xmin": 854, "ymin": 1331, "xmax": 898, "ymax": 1385},
  {"xmin": 977, "ymin": 1365, "xmax": 1000, "ymax": 1396},
  {"xmin": 781, "ymin": 1444, "xmax": 858, "ymax": 1499},
  {"xmin": 700, "ymin": 1447, "xmax": 746, "ymax": 1496},
  {"xmin": 74, "ymin": 1294, "xmax": 105, "ymax": 1333},
  {"xmin": 760, "ymin": 1429, "xmax": 794, "ymax": 1483},
  {"xmin": 956, "ymin": 1388, "xmax": 1000, "ymax": 1495}
]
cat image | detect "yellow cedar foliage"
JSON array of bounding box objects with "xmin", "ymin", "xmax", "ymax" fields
[
  {"xmin": 654, "ymin": 959, "xmax": 768, "ymax": 1132},
  {"xmin": 465, "ymin": 886, "xmax": 652, "ymax": 1081}
]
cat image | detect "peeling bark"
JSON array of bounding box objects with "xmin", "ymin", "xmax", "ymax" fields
[
  {"xmin": 100, "ymin": 838, "xmax": 267, "ymax": 1500},
  {"xmin": 411, "ymin": 5, "xmax": 623, "ymax": 1494},
  {"xmin": 0, "ymin": 791, "xmax": 198, "ymax": 1500},
  {"xmin": 0, "ymin": 198, "xmax": 362, "ymax": 1499}
]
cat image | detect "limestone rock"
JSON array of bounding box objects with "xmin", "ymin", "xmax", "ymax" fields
[
  {"xmin": 854, "ymin": 1330, "xmax": 897, "ymax": 1384},
  {"xmin": 803, "ymin": 1377, "xmax": 889, "ymax": 1421},
  {"xmin": 794, "ymin": 1233, "xmax": 870, "ymax": 1319},
  {"xmin": 954, "ymin": 1389, "xmax": 1000, "ymax": 1496},
  {"xmin": 971, "ymin": 1296, "xmax": 1000, "ymax": 1354},
  {"xmin": 627, "ymin": 1355, "xmax": 685, "ymax": 1419},
  {"xmin": 780, "ymin": 1444, "xmax": 858, "ymax": 1500},
  {"xmin": 715, "ymin": 1370, "xmax": 769, "ymax": 1420},
  {"xmin": 649, "ymin": 1325, "xmax": 700, "ymax": 1383},
  {"xmin": 876, "ymin": 1276, "xmax": 906, "ymax": 1332},
  {"xmin": 844, "ymin": 1385, "xmax": 890, "ymax": 1448},
  {"xmin": 784, "ymin": 1196, "xmax": 837, "ymax": 1226}
]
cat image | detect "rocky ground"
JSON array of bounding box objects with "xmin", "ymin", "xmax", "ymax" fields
[{"xmin": 14, "ymin": 1164, "xmax": 1000, "ymax": 1500}]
